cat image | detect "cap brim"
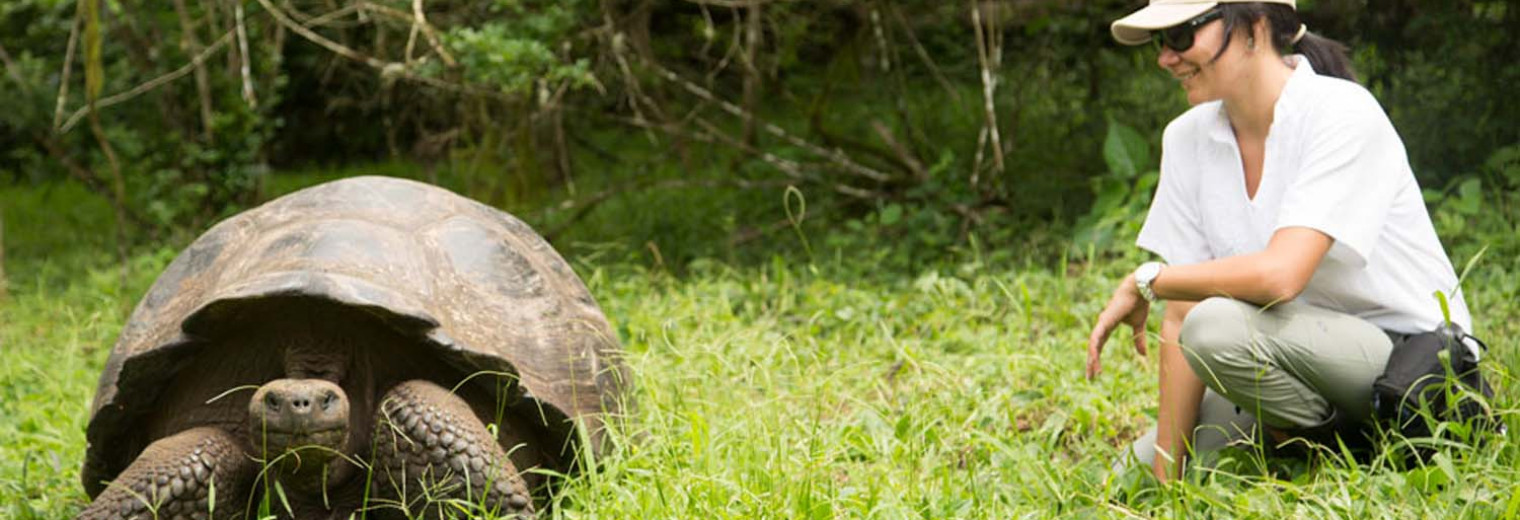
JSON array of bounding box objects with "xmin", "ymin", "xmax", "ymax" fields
[{"xmin": 1111, "ymin": 2, "xmax": 1218, "ymax": 46}]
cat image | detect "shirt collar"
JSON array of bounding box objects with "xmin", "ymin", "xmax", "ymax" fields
[{"xmin": 1206, "ymin": 55, "xmax": 1316, "ymax": 143}]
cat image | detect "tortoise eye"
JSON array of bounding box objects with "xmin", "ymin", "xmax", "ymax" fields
[
  {"xmin": 264, "ymin": 393, "xmax": 281, "ymax": 411},
  {"xmin": 321, "ymin": 392, "xmax": 337, "ymax": 410}
]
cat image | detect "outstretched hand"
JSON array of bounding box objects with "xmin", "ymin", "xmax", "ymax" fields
[{"xmin": 1086, "ymin": 274, "xmax": 1150, "ymax": 380}]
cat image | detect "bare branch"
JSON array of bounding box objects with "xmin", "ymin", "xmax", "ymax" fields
[
  {"xmin": 703, "ymin": 3, "xmax": 745, "ymax": 84},
  {"xmin": 53, "ymin": 14, "xmax": 81, "ymax": 130},
  {"xmin": 619, "ymin": 114, "xmax": 879, "ymax": 201},
  {"xmin": 871, "ymin": 120, "xmax": 925, "ymax": 180},
  {"xmin": 411, "ymin": 0, "xmax": 455, "ymax": 67},
  {"xmin": 358, "ymin": 1, "xmax": 457, "ymax": 67},
  {"xmin": 972, "ymin": 125, "xmax": 987, "ymax": 185},
  {"xmin": 741, "ymin": 2, "xmax": 762, "ymax": 145},
  {"xmin": 299, "ymin": 3, "xmax": 362, "ymax": 29},
  {"xmin": 645, "ymin": 60, "xmax": 895, "ymax": 183},
  {"xmin": 870, "ymin": 7, "xmax": 889, "ymax": 73},
  {"xmin": 404, "ymin": 0, "xmax": 421, "ymax": 63},
  {"xmin": 235, "ymin": 0, "xmax": 258, "ymax": 107},
  {"xmin": 60, "ymin": 30, "xmax": 236, "ymax": 134},
  {"xmin": 172, "ymin": 0, "xmax": 217, "ymax": 140},
  {"xmin": 887, "ymin": 2, "xmax": 962, "ymax": 112},
  {"xmin": 255, "ymin": 0, "xmax": 386, "ymax": 68},
  {"xmin": 694, "ymin": 2, "xmax": 716, "ymax": 60},
  {"xmin": 605, "ymin": 21, "xmax": 666, "ymax": 145},
  {"xmin": 971, "ymin": 0, "xmax": 1004, "ymax": 177},
  {"xmin": 690, "ymin": 117, "xmax": 879, "ymax": 200},
  {"xmin": 253, "ymin": 0, "xmax": 506, "ymax": 100},
  {"xmin": 0, "ymin": 42, "xmax": 24, "ymax": 90},
  {"xmin": 692, "ymin": 117, "xmax": 805, "ymax": 180}
]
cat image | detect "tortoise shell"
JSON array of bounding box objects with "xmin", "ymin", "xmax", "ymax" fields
[{"xmin": 82, "ymin": 176, "xmax": 626, "ymax": 495}]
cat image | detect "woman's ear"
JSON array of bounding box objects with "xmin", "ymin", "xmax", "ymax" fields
[{"xmin": 1251, "ymin": 17, "xmax": 1273, "ymax": 53}]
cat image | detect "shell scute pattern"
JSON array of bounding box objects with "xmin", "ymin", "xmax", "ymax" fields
[
  {"xmin": 265, "ymin": 219, "xmax": 427, "ymax": 290},
  {"xmin": 262, "ymin": 175, "xmax": 456, "ymax": 229},
  {"xmin": 260, "ymin": 231, "xmax": 309, "ymax": 257},
  {"xmin": 86, "ymin": 176, "xmax": 628, "ymax": 497},
  {"xmin": 430, "ymin": 217, "xmax": 545, "ymax": 300},
  {"xmin": 142, "ymin": 233, "xmax": 226, "ymax": 312}
]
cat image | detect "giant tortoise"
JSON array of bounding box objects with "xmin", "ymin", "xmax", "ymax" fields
[{"xmin": 77, "ymin": 176, "xmax": 627, "ymax": 519}]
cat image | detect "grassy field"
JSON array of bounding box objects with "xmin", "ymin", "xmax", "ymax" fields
[{"xmin": 2, "ymin": 175, "xmax": 1518, "ymax": 519}]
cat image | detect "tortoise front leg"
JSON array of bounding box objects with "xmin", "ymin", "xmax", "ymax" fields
[
  {"xmin": 371, "ymin": 380, "xmax": 534, "ymax": 519},
  {"xmin": 77, "ymin": 427, "xmax": 255, "ymax": 520}
]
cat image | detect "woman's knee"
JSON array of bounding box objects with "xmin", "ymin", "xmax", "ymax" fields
[{"xmin": 1179, "ymin": 297, "xmax": 1258, "ymax": 373}]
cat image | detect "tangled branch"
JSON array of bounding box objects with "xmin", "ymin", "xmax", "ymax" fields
[
  {"xmin": 644, "ymin": 59, "xmax": 894, "ymax": 183},
  {"xmin": 59, "ymin": 30, "xmax": 236, "ymax": 134}
]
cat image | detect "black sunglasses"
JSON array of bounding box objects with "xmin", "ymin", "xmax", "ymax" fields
[{"xmin": 1152, "ymin": 9, "xmax": 1223, "ymax": 52}]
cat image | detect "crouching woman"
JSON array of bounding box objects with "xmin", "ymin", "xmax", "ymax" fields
[{"xmin": 1084, "ymin": 0, "xmax": 1473, "ymax": 481}]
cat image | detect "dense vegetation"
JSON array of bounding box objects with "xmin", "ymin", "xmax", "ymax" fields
[
  {"xmin": 4, "ymin": 164, "xmax": 1519, "ymax": 518},
  {"xmin": 2, "ymin": 0, "xmax": 1516, "ymax": 260},
  {"xmin": 2, "ymin": 0, "xmax": 1518, "ymax": 518}
]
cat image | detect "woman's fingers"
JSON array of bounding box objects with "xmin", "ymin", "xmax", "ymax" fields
[
  {"xmin": 1126, "ymin": 301, "xmax": 1149, "ymax": 357},
  {"xmin": 1131, "ymin": 318, "xmax": 1148, "ymax": 357},
  {"xmin": 1089, "ymin": 284, "xmax": 1149, "ymax": 380},
  {"xmin": 1087, "ymin": 312, "xmax": 1117, "ymax": 380}
]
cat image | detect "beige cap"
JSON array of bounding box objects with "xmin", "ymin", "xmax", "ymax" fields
[{"xmin": 1110, "ymin": 0, "xmax": 1296, "ymax": 46}]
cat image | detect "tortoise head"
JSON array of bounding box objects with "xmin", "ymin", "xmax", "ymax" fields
[{"xmin": 248, "ymin": 378, "xmax": 352, "ymax": 488}]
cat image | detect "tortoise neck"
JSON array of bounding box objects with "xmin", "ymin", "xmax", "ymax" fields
[{"xmin": 284, "ymin": 342, "xmax": 351, "ymax": 382}]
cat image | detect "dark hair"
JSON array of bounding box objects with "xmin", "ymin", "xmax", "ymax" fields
[{"xmin": 1209, "ymin": 3, "xmax": 1356, "ymax": 82}]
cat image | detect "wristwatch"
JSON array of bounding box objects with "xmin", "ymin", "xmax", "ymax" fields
[{"xmin": 1134, "ymin": 261, "xmax": 1165, "ymax": 303}]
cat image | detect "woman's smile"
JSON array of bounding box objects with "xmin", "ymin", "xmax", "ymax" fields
[
  {"xmin": 1172, "ymin": 68, "xmax": 1201, "ymax": 82},
  {"xmin": 1153, "ymin": 17, "xmax": 1229, "ymax": 104}
]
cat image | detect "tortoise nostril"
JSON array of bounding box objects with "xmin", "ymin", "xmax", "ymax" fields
[{"xmin": 292, "ymin": 397, "xmax": 311, "ymax": 410}]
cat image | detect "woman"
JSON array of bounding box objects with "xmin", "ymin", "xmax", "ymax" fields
[{"xmin": 1087, "ymin": 0, "xmax": 1473, "ymax": 481}]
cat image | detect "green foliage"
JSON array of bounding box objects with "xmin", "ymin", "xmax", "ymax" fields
[
  {"xmin": 1426, "ymin": 143, "xmax": 1520, "ymax": 267},
  {"xmin": 1072, "ymin": 119, "xmax": 1158, "ymax": 257},
  {"xmin": 444, "ymin": 24, "xmax": 594, "ymax": 94},
  {"xmin": 0, "ymin": 179, "xmax": 123, "ymax": 286},
  {"xmin": 3, "ymin": 173, "xmax": 1519, "ymax": 518},
  {"xmin": 483, "ymin": 0, "xmax": 589, "ymax": 39},
  {"xmin": 0, "ymin": 0, "xmax": 277, "ymax": 234},
  {"xmin": 1344, "ymin": 0, "xmax": 1520, "ymax": 182},
  {"xmin": 6, "ymin": 0, "xmax": 1511, "ymax": 255}
]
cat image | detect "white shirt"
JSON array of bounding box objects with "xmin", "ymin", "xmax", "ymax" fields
[{"xmin": 1136, "ymin": 58, "xmax": 1472, "ymax": 337}]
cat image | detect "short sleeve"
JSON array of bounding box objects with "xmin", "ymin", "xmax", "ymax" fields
[
  {"xmin": 1274, "ymin": 95, "xmax": 1404, "ymax": 268},
  {"xmin": 1136, "ymin": 123, "xmax": 1212, "ymax": 266}
]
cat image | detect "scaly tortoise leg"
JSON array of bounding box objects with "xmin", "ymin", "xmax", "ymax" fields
[
  {"xmin": 76, "ymin": 427, "xmax": 255, "ymax": 520},
  {"xmin": 372, "ymin": 380, "xmax": 534, "ymax": 519}
]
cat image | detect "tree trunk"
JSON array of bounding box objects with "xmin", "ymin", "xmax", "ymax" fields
[
  {"xmin": 741, "ymin": 1, "xmax": 763, "ymax": 146},
  {"xmin": 552, "ymin": 104, "xmax": 575, "ymax": 193},
  {"xmin": 172, "ymin": 0, "xmax": 216, "ymax": 143}
]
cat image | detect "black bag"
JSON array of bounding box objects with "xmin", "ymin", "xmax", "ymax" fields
[{"xmin": 1371, "ymin": 323, "xmax": 1499, "ymax": 443}]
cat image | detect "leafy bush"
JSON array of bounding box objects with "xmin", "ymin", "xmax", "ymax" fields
[
  {"xmin": 1427, "ymin": 143, "xmax": 1520, "ymax": 265},
  {"xmin": 441, "ymin": 0, "xmax": 597, "ymax": 94},
  {"xmin": 1072, "ymin": 118, "xmax": 1158, "ymax": 258}
]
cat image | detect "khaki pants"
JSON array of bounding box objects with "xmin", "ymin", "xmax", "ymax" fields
[{"xmin": 1121, "ymin": 297, "xmax": 1395, "ymax": 469}]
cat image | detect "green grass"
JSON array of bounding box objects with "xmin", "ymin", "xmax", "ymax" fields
[{"xmin": 2, "ymin": 175, "xmax": 1518, "ymax": 519}]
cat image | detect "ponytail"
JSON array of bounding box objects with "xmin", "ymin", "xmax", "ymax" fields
[
  {"xmin": 1216, "ymin": 3, "xmax": 1357, "ymax": 82},
  {"xmin": 1292, "ymin": 31, "xmax": 1356, "ymax": 82}
]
